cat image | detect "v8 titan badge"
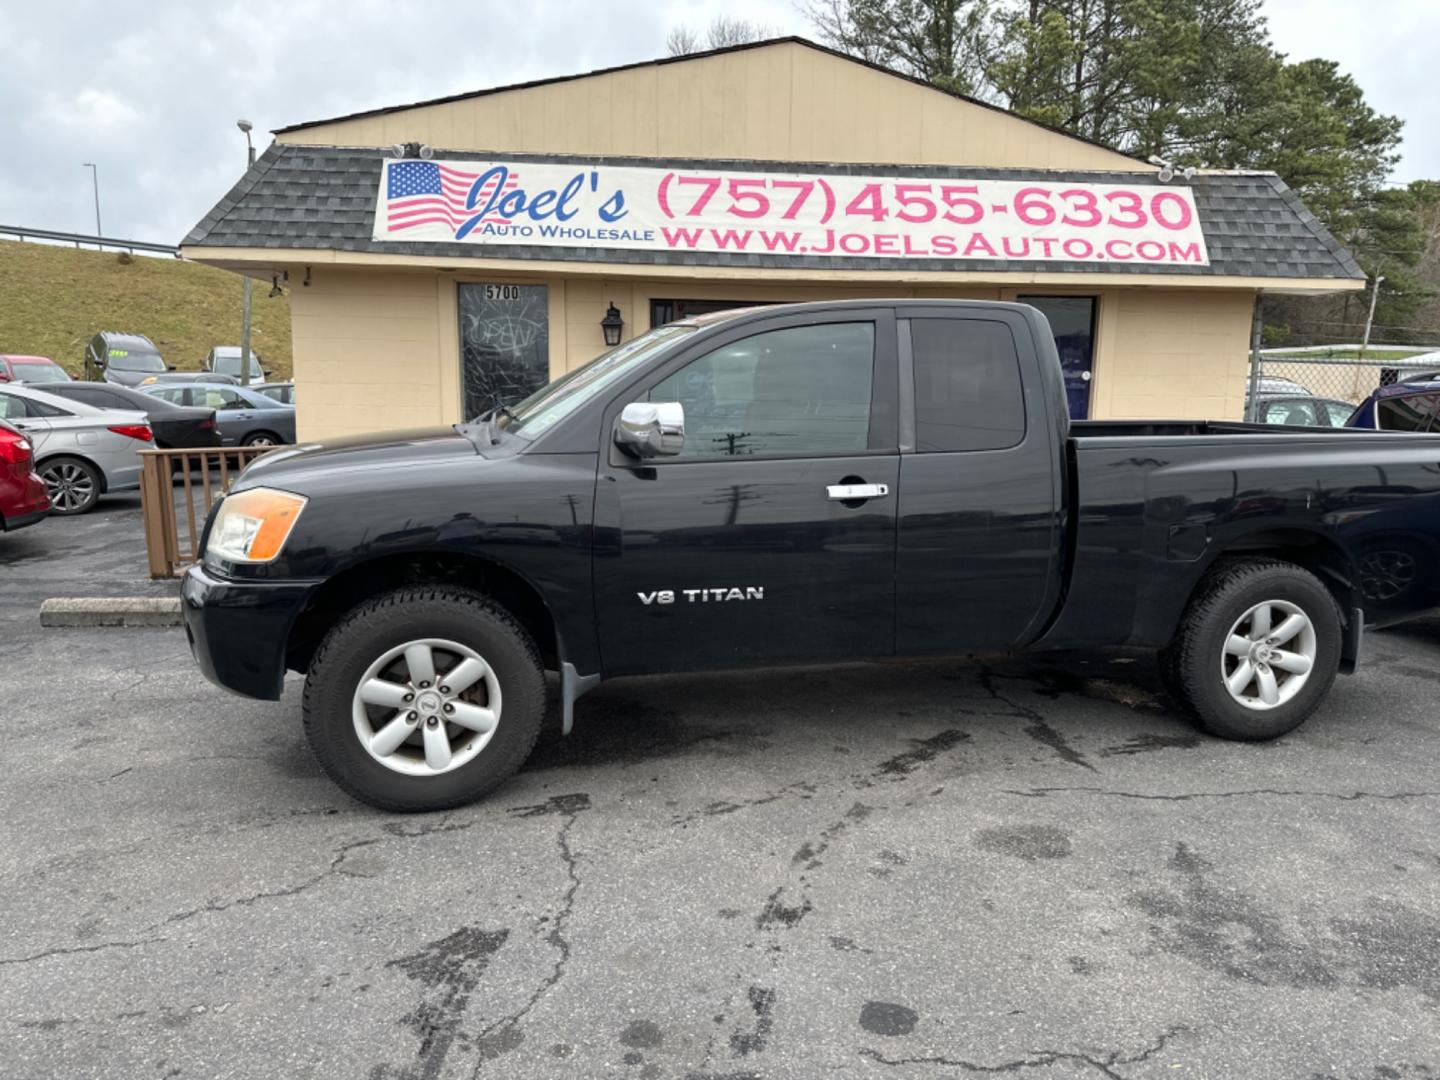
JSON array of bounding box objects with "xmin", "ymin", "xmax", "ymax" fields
[{"xmin": 638, "ymin": 587, "xmax": 765, "ymax": 605}]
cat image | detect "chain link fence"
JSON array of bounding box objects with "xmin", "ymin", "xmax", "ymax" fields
[{"xmin": 1245, "ymin": 351, "xmax": 1440, "ymax": 426}]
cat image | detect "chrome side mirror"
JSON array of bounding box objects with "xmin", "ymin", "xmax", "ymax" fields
[{"xmin": 614, "ymin": 401, "xmax": 684, "ymax": 458}]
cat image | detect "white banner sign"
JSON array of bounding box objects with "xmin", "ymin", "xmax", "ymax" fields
[{"xmin": 374, "ymin": 159, "xmax": 1209, "ymax": 267}]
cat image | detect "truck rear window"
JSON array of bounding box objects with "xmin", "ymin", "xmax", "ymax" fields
[
  {"xmin": 910, "ymin": 319, "xmax": 1025, "ymax": 452},
  {"xmin": 1377, "ymin": 395, "xmax": 1440, "ymax": 433}
]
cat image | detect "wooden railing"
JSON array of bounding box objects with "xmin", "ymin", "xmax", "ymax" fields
[{"xmin": 138, "ymin": 447, "xmax": 272, "ymax": 578}]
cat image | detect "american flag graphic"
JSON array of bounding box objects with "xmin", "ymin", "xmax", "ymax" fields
[{"xmin": 383, "ymin": 161, "xmax": 519, "ymax": 233}]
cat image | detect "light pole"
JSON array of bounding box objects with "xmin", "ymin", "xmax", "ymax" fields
[
  {"xmin": 1360, "ymin": 271, "xmax": 1385, "ymax": 361},
  {"xmin": 82, "ymin": 163, "xmax": 102, "ymax": 237},
  {"xmin": 236, "ymin": 120, "xmax": 256, "ymax": 387}
]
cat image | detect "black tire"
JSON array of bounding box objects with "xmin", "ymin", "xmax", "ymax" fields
[
  {"xmin": 1160, "ymin": 558, "xmax": 1343, "ymax": 741},
  {"xmin": 302, "ymin": 586, "xmax": 545, "ymax": 812},
  {"xmin": 38, "ymin": 455, "xmax": 102, "ymax": 515},
  {"xmin": 241, "ymin": 431, "xmax": 281, "ymax": 447}
]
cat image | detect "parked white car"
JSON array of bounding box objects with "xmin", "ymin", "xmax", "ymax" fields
[{"xmin": 0, "ymin": 384, "xmax": 152, "ymax": 515}]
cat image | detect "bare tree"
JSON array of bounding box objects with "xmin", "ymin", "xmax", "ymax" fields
[
  {"xmin": 666, "ymin": 24, "xmax": 703, "ymax": 56},
  {"xmin": 665, "ymin": 15, "xmax": 779, "ymax": 56},
  {"xmin": 706, "ymin": 14, "xmax": 779, "ymax": 47}
]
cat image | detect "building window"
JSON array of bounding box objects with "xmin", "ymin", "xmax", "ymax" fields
[
  {"xmin": 458, "ymin": 283, "xmax": 550, "ymax": 420},
  {"xmin": 1018, "ymin": 295, "xmax": 1097, "ymax": 420}
]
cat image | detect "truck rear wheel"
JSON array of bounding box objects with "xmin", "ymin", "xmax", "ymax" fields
[
  {"xmin": 1160, "ymin": 558, "xmax": 1342, "ymax": 741},
  {"xmin": 302, "ymin": 586, "xmax": 545, "ymax": 811}
]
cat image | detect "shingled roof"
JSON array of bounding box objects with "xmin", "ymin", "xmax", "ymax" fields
[{"xmin": 183, "ymin": 144, "xmax": 1363, "ymax": 283}]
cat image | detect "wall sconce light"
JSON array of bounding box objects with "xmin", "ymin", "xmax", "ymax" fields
[{"xmin": 601, "ymin": 302, "xmax": 624, "ymax": 347}]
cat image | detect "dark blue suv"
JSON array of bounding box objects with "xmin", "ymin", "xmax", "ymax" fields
[{"xmin": 1348, "ymin": 373, "xmax": 1440, "ymax": 432}]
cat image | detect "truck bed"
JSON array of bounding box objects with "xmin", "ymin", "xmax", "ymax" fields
[{"xmin": 1035, "ymin": 418, "xmax": 1440, "ymax": 655}]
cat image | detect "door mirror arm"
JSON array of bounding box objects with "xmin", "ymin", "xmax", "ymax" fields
[{"xmin": 614, "ymin": 401, "xmax": 685, "ymax": 458}]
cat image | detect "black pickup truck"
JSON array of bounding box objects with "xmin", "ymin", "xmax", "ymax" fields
[{"xmin": 182, "ymin": 300, "xmax": 1440, "ymax": 811}]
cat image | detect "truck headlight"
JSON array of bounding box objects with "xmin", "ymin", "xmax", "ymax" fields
[{"xmin": 206, "ymin": 487, "xmax": 307, "ymax": 563}]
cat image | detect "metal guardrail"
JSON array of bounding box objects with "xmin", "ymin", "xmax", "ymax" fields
[
  {"xmin": 138, "ymin": 447, "xmax": 271, "ymax": 578},
  {"xmin": 0, "ymin": 224, "xmax": 179, "ymax": 257}
]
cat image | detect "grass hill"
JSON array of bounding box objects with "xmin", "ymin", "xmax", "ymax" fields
[{"xmin": 0, "ymin": 240, "xmax": 292, "ymax": 378}]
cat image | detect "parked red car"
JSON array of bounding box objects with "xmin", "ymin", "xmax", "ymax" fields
[
  {"xmin": 0, "ymin": 418, "xmax": 50, "ymax": 531},
  {"xmin": 0, "ymin": 355, "xmax": 72, "ymax": 385}
]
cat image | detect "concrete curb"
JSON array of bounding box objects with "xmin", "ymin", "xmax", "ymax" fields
[{"xmin": 40, "ymin": 597, "xmax": 184, "ymax": 628}]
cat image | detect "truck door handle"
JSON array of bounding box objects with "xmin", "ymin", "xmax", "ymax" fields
[{"xmin": 826, "ymin": 482, "xmax": 889, "ymax": 501}]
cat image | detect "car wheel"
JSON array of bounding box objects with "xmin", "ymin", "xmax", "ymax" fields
[
  {"xmin": 38, "ymin": 456, "xmax": 102, "ymax": 515},
  {"xmin": 241, "ymin": 431, "xmax": 280, "ymax": 447},
  {"xmin": 1160, "ymin": 558, "xmax": 1342, "ymax": 741},
  {"xmin": 302, "ymin": 586, "xmax": 545, "ymax": 812}
]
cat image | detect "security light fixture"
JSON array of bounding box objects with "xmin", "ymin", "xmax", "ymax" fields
[
  {"xmin": 601, "ymin": 303, "xmax": 624, "ymax": 347},
  {"xmin": 391, "ymin": 141, "xmax": 434, "ymax": 160},
  {"xmin": 1147, "ymin": 155, "xmax": 1197, "ymax": 184}
]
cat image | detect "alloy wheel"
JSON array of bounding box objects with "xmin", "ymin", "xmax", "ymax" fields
[
  {"xmin": 41, "ymin": 461, "xmax": 96, "ymax": 512},
  {"xmin": 351, "ymin": 638, "xmax": 502, "ymax": 776},
  {"xmin": 1219, "ymin": 599, "xmax": 1317, "ymax": 711}
]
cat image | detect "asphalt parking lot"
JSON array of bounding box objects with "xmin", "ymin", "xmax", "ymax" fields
[{"xmin": 3, "ymin": 500, "xmax": 1440, "ymax": 1080}]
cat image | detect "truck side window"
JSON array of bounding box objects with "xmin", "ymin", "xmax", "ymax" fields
[
  {"xmin": 648, "ymin": 322, "xmax": 875, "ymax": 458},
  {"xmin": 910, "ymin": 319, "xmax": 1025, "ymax": 452},
  {"xmin": 1377, "ymin": 394, "xmax": 1440, "ymax": 433}
]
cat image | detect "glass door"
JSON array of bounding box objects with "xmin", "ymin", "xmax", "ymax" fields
[{"xmin": 1018, "ymin": 296, "xmax": 1097, "ymax": 420}]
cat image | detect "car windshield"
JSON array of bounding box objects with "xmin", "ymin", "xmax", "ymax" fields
[
  {"xmin": 108, "ymin": 350, "xmax": 166, "ymax": 373},
  {"xmin": 499, "ymin": 325, "xmax": 696, "ymax": 439},
  {"xmin": 214, "ymin": 353, "xmax": 263, "ymax": 377},
  {"xmin": 12, "ymin": 361, "xmax": 67, "ymax": 383}
]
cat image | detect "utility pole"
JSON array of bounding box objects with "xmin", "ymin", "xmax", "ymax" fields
[
  {"xmin": 1359, "ymin": 271, "xmax": 1385, "ymax": 361},
  {"xmin": 236, "ymin": 120, "xmax": 256, "ymax": 387},
  {"xmin": 82, "ymin": 163, "xmax": 101, "ymax": 238}
]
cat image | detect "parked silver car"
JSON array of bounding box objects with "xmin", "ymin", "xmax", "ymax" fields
[
  {"xmin": 140, "ymin": 383, "xmax": 296, "ymax": 447},
  {"xmin": 0, "ymin": 384, "xmax": 153, "ymax": 514}
]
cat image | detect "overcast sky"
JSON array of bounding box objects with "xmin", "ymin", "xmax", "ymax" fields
[{"xmin": 1, "ymin": 0, "xmax": 1435, "ymax": 244}]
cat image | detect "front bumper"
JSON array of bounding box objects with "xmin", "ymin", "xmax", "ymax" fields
[{"xmin": 181, "ymin": 563, "xmax": 321, "ymax": 700}]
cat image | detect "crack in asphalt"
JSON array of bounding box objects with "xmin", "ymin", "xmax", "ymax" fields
[
  {"xmin": 0, "ymin": 936, "xmax": 167, "ymax": 968},
  {"xmin": 468, "ymin": 795, "xmax": 589, "ymax": 1076},
  {"xmin": 859, "ymin": 1024, "xmax": 1187, "ymax": 1078},
  {"xmin": 161, "ymin": 837, "xmax": 382, "ymax": 926},
  {"xmin": 1005, "ymin": 786, "xmax": 1440, "ymax": 803}
]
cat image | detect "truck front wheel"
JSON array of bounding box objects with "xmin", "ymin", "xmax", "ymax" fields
[
  {"xmin": 1161, "ymin": 559, "xmax": 1343, "ymax": 741},
  {"xmin": 302, "ymin": 586, "xmax": 545, "ymax": 811}
]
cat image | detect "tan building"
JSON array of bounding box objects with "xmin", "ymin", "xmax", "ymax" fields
[{"xmin": 183, "ymin": 38, "xmax": 1364, "ymax": 440}]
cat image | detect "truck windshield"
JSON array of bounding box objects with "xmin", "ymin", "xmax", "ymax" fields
[
  {"xmin": 108, "ymin": 351, "xmax": 167, "ymax": 373},
  {"xmin": 499, "ymin": 324, "xmax": 695, "ymax": 439}
]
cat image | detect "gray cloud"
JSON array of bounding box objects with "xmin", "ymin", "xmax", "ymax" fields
[{"xmin": 0, "ymin": 0, "xmax": 1429, "ymax": 246}]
